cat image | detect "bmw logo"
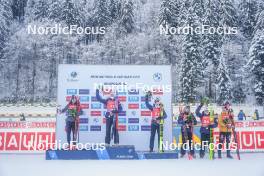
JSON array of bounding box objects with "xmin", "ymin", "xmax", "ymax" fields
[
  {"xmin": 153, "ymin": 72, "xmax": 162, "ymax": 82},
  {"xmin": 71, "ymin": 71, "xmax": 77, "ymax": 78}
]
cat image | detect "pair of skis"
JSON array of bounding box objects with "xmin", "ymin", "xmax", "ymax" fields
[
  {"xmin": 209, "ymin": 104, "xmax": 214, "ymax": 160},
  {"xmin": 159, "ymin": 108, "xmax": 164, "ymax": 153},
  {"xmin": 232, "ymin": 128, "xmax": 241, "ymax": 160},
  {"xmin": 207, "ymin": 102, "xmax": 240, "ymax": 160},
  {"xmin": 146, "ymin": 90, "xmax": 164, "ymax": 153}
]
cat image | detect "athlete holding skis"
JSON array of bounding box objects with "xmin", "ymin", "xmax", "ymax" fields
[
  {"xmin": 145, "ymin": 91, "xmax": 167, "ymax": 153},
  {"xmin": 96, "ymin": 87, "xmax": 123, "ymax": 145},
  {"xmin": 196, "ymin": 101, "xmax": 218, "ymax": 158},
  {"xmin": 61, "ymin": 95, "xmax": 83, "ymax": 146},
  {"xmin": 178, "ymin": 105, "xmax": 197, "ymax": 158},
  {"xmin": 217, "ymin": 101, "xmax": 235, "ymax": 159}
]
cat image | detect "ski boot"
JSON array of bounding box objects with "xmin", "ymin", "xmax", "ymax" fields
[
  {"xmin": 180, "ymin": 153, "xmax": 185, "ymax": 158},
  {"xmin": 227, "ymin": 151, "xmax": 233, "ymax": 159},
  {"xmin": 218, "ymin": 151, "xmax": 222, "ymax": 159},
  {"xmin": 199, "ymin": 153, "xmax": 205, "ymax": 159}
]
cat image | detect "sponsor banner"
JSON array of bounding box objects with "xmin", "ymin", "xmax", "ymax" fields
[
  {"xmin": 90, "ymin": 111, "xmax": 101, "ymax": 116},
  {"xmin": 118, "ymin": 111, "xmax": 126, "ymax": 116},
  {"xmin": 79, "ymin": 118, "xmax": 89, "ymax": 124},
  {"xmin": 90, "ymin": 125, "xmax": 101, "ymax": 131},
  {"xmin": 79, "ymin": 96, "xmax": 89, "ymax": 102},
  {"xmin": 235, "ymin": 121, "xmax": 264, "ymax": 128},
  {"xmin": 141, "ymin": 111, "xmax": 151, "ymax": 116},
  {"xmin": 118, "ymin": 125, "xmax": 126, "ymax": 131},
  {"xmin": 118, "ymin": 96, "xmax": 127, "ymax": 102},
  {"xmin": 79, "ymin": 89, "xmax": 90, "ymax": 95},
  {"xmin": 91, "ymin": 103, "xmax": 102, "ymax": 109},
  {"xmin": 91, "ymin": 96, "xmax": 98, "ymax": 102},
  {"xmin": 57, "ymin": 65, "xmax": 172, "ymax": 151},
  {"xmin": 79, "ymin": 125, "xmax": 89, "ymax": 131},
  {"xmin": 141, "ymin": 125, "xmax": 151, "ymax": 131},
  {"xmin": 0, "ymin": 121, "xmax": 56, "ymax": 129},
  {"xmin": 118, "ymin": 118, "xmax": 127, "ymax": 124},
  {"xmin": 0, "ymin": 131, "xmax": 55, "ymax": 152},
  {"xmin": 128, "ymin": 125, "xmax": 139, "ymax": 131},
  {"xmin": 173, "ymin": 125, "xmax": 264, "ymax": 152},
  {"xmin": 80, "ymin": 104, "xmax": 89, "ymax": 109},
  {"xmin": 128, "ymin": 96, "xmax": 140, "ymax": 102},
  {"xmin": 117, "ymin": 91, "xmax": 126, "ymax": 95},
  {"xmin": 128, "ymin": 118, "xmax": 139, "ymax": 123},
  {"xmin": 128, "ymin": 104, "xmax": 139, "ymax": 109},
  {"xmin": 67, "ymin": 89, "xmax": 77, "ymax": 95}
]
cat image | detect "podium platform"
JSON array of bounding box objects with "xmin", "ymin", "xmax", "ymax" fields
[{"xmin": 46, "ymin": 145, "xmax": 178, "ymax": 160}]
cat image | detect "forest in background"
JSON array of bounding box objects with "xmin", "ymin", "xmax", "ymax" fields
[{"xmin": 0, "ymin": 0, "xmax": 264, "ymax": 105}]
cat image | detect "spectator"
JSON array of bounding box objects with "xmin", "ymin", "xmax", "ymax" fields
[
  {"xmin": 237, "ymin": 110, "xmax": 246, "ymax": 121},
  {"xmin": 253, "ymin": 109, "xmax": 260, "ymax": 120}
]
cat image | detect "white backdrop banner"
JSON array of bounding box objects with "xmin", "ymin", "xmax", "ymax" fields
[{"xmin": 56, "ymin": 65, "xmax": 172, "ymax": 151}]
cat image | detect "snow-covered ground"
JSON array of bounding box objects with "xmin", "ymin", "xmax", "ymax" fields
[{"xmin": 1, "ymin": 153, "xmax": 263, "ymax": 176}]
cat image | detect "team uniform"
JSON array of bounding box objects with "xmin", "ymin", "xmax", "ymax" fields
[
  {"xmin": 145, "ymin": 96, "xmax": 167, "ymax": 152},
  {"xmin": 96, "ymin": 89, "xmax": 123, "ymax": 145},
  {"xmin": 218, "ymin": 107, "xmax": 235, "ymax": 159},
  {"xmin": 178, "ymin": 107, "xmax": 197, "ymax": 157},
  {"xmin": 196, "ymin": 104, "xmax": 218, "ymax": 158},
  {"xmin": 61, "ymin": 95, "xmax": 83, "ymax": 145}
]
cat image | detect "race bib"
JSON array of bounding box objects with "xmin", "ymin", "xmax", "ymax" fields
[
  {"xmin": 68, "ymin": 105, "xmax": 77, "ymax": 117},
  {"xmin": 201, "ymin": 116, "xmax": 210, "ymax": 127},
  {"xmin": 221, "ymin": 112, "xmax": 229, "ymax": 120},
  {"xmin": 152, "ymin": 108, "xmax": 160, "ymax": 118},
  {"xmin": 107, "ymin": 100, "xmax": 115, "ymax": 111}
]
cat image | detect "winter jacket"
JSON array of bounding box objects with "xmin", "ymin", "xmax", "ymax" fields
[
  {"xmin": 145, "ymin": 97, "xmax": 167, "ymax": 124},
  {"xmin": 195, "ymin": 105, "xmax": 218, "ymax": 134},
  {"xmin": 178, "ymin": 112, "xmax": 197, "ymax": 133},
  {"xmin": 96, "ymin": 89, "xmax": 122, "ymax": 118},
  {"xmin": 61, "ymin": 102, "xmax": 83, "ymax": 122},
  {"xmin": 218, "ymin": 110, "xmax": 235, "ymax": 132}
]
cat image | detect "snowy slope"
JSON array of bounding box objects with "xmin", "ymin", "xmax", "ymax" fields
[{"xmin": 0, "ymin": 153, "xmax": 263, "ymax": 176}]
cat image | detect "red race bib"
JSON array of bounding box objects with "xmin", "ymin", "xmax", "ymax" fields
[
  {"xmin": 221, "ymin": 112, "xmax": 229, "ymax": 120},
  {"xmin": 201, "ymin": 116, "xmax": 210, "ymax": 127},
  {"xmin": 107, "ymin": 100, "xmax": 115, "ymax": 111},
  {"xmin": 152, "ymin": 108, "xmax": 160, "ymax": 118},
  {"xmin": 68, "ymin": 104, "xmax": 77, "ymax": 110}
]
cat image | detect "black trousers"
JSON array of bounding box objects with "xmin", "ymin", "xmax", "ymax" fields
[
  {"xmin": 66, "ymin": 121, "xmax": 76, "ymax": 145},
  {"xmin": 218, "ymin": 132, "xmax": 232, "ymax": 156},
  {"xmin": 149, "ymin": 122, "xmax": 160, "ymax": 150},
  {"xmin": 181, "ymin": 128, "xmax": 194, "ymax": 155},
  {"xmin": 105, "ymin": 117, "xmax": 119, "ymax": 144},
  {"xmin": 200, "ymin": 133, "xmax": 210, "ymax": 156}
]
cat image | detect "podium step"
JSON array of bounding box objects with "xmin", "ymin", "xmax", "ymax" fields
[{"xmin": 46, "ymin": 145, "xmax": 178, "ymax": 160}]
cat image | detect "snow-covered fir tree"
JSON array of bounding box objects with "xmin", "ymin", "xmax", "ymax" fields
[
  {"xmin": 217, "ymin": 55, "xmax": 232, "ymax": 105},
  {"xmin": 60, "ymin": 0, "xmax": 81, "ymax": 26},
  {"xmin": 119, "ymin": 0, "xmax": 135, "ymax": 34},
  {"xmin": 11, "ymin": 0, "xmax": 27, "ymax": 21},
  {"xmin": 159, "ymin": 0, "xmax": 182, "ymax": 27},
  {"xmin": 93, "ymin": 0, "xmax": 111, "ymax": 27},
  {"xmin": 219, "ymin": 0, "xmax": 238, "ymax": 27},
  {"xmin": 0, "ymin": 0, "xmax": 12, "ymax": 57},
  {"xmin": 248, "ymin": 30, "xmax": 264, "ymax": 105},
  {"xmin": 180, "ymin": 2, "xmax": 203, "ymax": 103},
  {"xmin": 238, "ymin": 0, "xmax": 259, "ymax": 39}
]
